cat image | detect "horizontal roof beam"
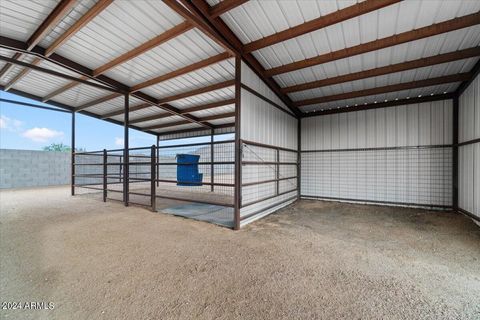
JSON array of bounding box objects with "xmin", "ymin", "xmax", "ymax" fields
[
  {"xmin": 100, "ymin": 103, "xmax": 153, "ymax": 119},
  {"xmin": 244, "ymin": 0, "xmax": 401, "ymax": 53},
  {"xmin": 294, "ymin": 73, "xmax": 471, "ymax": 107},
  {"xmin": 131, "ymin": 52, "xmax": 231, "ymax": 92},
  {"xmin": 144, "ymin": 111, "xmax": 235, "ymax": 130},
  {"xmin": 283, "ymin": 47, "xmax": 480, "ymax": 93},
  {"xmin": 302, "ymin": 92, "xmax": 456, "ymax": 117},
  {"xmin": 157, "ymin": 122, "xmax": 234, "ymax": 137},
  {"xmin": 266, "ymin": 12, "xmax": 480, "ymax": 77},
  {"xmin": 157, "ymin": 79, "xmax": 235, "ymax": 104},
  {"xmin": 75, "ymin": 93, "xmax": 122, "ymax": 111},
  {"xmin": 209, "ymin": 0, "xmax": 248, "ymax": 18}
]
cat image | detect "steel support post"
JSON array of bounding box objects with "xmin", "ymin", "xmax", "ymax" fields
[
  {"xmin": 233, "ymin": 56, "xmax": 242, "ymax": 230},
  {"xmin": 71, "ymin": 111, "xmax": 75, "ymax": 196},
  {"xmin": 103, "ymin": 149, "xmax": 107, "ymax": 202},
  {"xmin": 123, "ymin": 93, "xmax": 129, "ymax": 206},
  {"xmin": 150, "ymin": 144, "xmax": 156, "ymax": 211},
  {"xmin": 452, "ymin": 96, "xmax": 459, "ymax": 210},
  {"xmin": 211, "ymin": 128, "xmax": 215, "ymax": 192}
]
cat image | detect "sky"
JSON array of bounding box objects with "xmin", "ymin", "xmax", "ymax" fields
[
  {"xmin": 0, "ymin": 91, "xmax": 155, "ymax": 151},
  {"xmin": 0, "ymin": 91, "xmax": 233, "ymax": 151}
]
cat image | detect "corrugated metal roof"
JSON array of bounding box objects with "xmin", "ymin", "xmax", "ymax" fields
[
  {"xmin": 0, "ymin": 0, "xmax": 58, "ymax": 42},
  {"xmin": 166, "ymin": 87, "xmax": 235, "ymax": 110},
  {"xmin": 188, "ymin": 104, "xmax": 235, "ymax": 118}
]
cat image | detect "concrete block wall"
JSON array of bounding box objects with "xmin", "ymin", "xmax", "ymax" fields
[{"xmin": 0, "ymin": 149, "xmax": 71, "ymax": 189}]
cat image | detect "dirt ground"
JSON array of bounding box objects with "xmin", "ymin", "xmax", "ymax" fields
[{"xmin": 1, "ymin": 186, "xmax": 479, "ymax": 320}]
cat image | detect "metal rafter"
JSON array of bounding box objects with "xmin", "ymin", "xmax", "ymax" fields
[
  {"xmin": 294, "ymin": 73, "xmax": 471, "ymax": 107},
  {"xmin": 283, "ymin": 47, "xmax": 480, "ymax": 94},
  {"xmin": 266, "ymin": 12, "xmax": 480, "ymax": 77},
  {"xmin": 185, "ymin": 0, "xmax": 301, "ymax": 117},
  {"xmin": 157, "ymin": 79, "xmax": 235, "ymax": 104},
  {"xmin": 143, "ymin": 111, "xmax": 235, "ymax": 130},
  {"xmin": 43, "ymin": 21, "xmax": 194, "ymax": 101},
  {"xmin": 209, "ymin": 0, "xmax": 248, "ymax": 18},
  {"xmin": 243, "ymin": 0, "xmax": 401, "ymax": 53},
  {"xmin": 4, "ymin": 0, "xmax": 113, "ymax": 91},
  {"xmin": 131, "ymin": 52, "xmax": 231, "ymax": 92}
]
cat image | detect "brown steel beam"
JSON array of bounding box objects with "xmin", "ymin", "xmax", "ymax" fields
[
  {"xmin": 283, "ymin": 47, "xmax": 480, "ymax": 93},
  {"xmin": 44, "ymin": 21, "xmax": 193, "ymax": 101},
  {"xmin": 210, "ymin": 0, "xmax": 248, "ymax": 18},
  {"xmin": 163, "ymin": 0, "xmax": 236, "ymax": 55},
  {"xmin": 46, "ymin": 0, "xmax": 113, "ymax": 56},
  {"xmin": 157, "ymin": 79, "xmax": 235, "ymax": 104},
  {"xmin": 144, "ymin": 111, "xmax": 235, "ymax": 130},
  {"xmin": 0, "ymin": 0, "xmax": 76, "ymax": 82},
  {"xmin": 266, "ymin": 12, "xmax": 480, "ymax": 77},
  {"xmin": 42, "ymin": 77, "xmax": 87, "ymax": 102},
  {"xmin": 4, "ymin": 0, "xmax": 112, "ymax": 91},
  {"xmin": 129, "ymin": 113, "xmax": 173, "ymax": 124},
  {"xmin": 94, "ymin": 21, "xmax": 193, "ymax": 76},
  {"xmin": 131, "ymin": 52, "xmax": 231, "ymax": 92},
  {"xmin": 100, "ymin": 103, "xmax": 152, "ymax": 119},
  {"xmin": 0, "ymin": 37, "xmax": 212, "ymax": 129},
  {"xmin": 187, "ymin": 0, "xmax": 301, "ymax": 117},
  {"xmin": 180, "ymin": 98, "xmax": 235, "ymax": 113},
  {"xmin": 302, "ymin": 93, "xmax": 455, "ymax": 117},
  {"xmin": 244, "ymin": 0, "xmax": 401, "ymax": 53},
  {"xmin": 294, "ymin": 73, "xmax": 470, "ymax": 107},
  {"xmin": 75, "ymin": 93, "xmax": 122, "ymax": 111},
  {"xmin": 3, "ymin": 58, "xmax": 41, "ymax": 91},
  {"xmin": 27, "ymin": 0, "xmax": 77, "ymax": 50},
  {"xmin": 157, "ymin": 122, "xmax": 234, "ymax": 137}
]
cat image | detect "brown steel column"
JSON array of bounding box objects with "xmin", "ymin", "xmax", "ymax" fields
[
  {"xmin": 123, "ymin": 93, "xmax": 129, "ymax": 206},
  {"xmin": 151, "ymin": 144, "xmax": 156, "ymax": 211},
  {"xmin": 103, "ymin": 149, "xmax": 107, "ymax": 202},
  {"xmin": 452, "ymin": 96, "xmax": 459, "ymax": 210},
  {"xmin": 210, "ymin": 128, "xmax": 214, "ymax": 192},
  {"xmin": 71, "ymin": 111, "xmax": 75, "ymax": 196},
  {"xmin": 297, "ymin": 118, "xmax": 301, "ymax": 200},
  {"xmin": 233, "ymin": 56, "xmax": 242, "ymax": 230}
]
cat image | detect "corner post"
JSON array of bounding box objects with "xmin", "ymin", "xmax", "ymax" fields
[
  {"xmin": 297, "ymin": 117, "xmax": 301, "ymax": 200},
  {"xmin": 452, "ymin": 95, "xmax": 459, "ymax": 211},
  {"xmin": 210, "ymin": 128, "xmax": 214, "ymax": 192},
  {"xmin": 234, "ymin": 55, "xmax": 242, "ymax": 230},
  {"xmin": 151, "ymin": 144, "xmax": 156, "ymax": 211},
  {"xmin": 71, "ymin": 111, "xmax": 75, "ymax": 196},
  {"xmin": 103, "ymin": 149, "xmax": 107, "ymax": 202},
  {"xmin": 123, "ymin": 92, "xmax": 129, "ymax": 206}
]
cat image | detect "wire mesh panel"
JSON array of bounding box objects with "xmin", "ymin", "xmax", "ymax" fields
[
  {"xmin": 301, "ymin": 147, "xmax": 452, "ymax": 208},
  {"xmin": 240, "ymin": 140, "xmax": 298, "ymax": 222}
]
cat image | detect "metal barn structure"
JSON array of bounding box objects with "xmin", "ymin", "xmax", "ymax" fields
[{"xmin": 0, "ymin": 0, "xmax": 479, "ymax": 229}]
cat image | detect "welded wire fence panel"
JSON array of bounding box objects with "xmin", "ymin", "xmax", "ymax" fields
[{"xmin": 240, "ymin": 141, "xmax": 298, "ymax": 209}]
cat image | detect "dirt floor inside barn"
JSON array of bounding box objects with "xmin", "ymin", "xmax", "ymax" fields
[{"xmin": 1, "ymin": 186, "xmax": 479, "ymax": 320}]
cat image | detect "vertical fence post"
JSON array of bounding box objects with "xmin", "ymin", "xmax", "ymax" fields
[
  {"xmin": 151, "ymin": 144, "xmax": 156, "ymax": 211},
  {"xmin": 71, "ymin": 111, "xmax": 75, "ymax": 196},
  {"xmin": 276, "ymin": 148, "xmax": 280, "ymax": 196},
  {"xmin": 210, "ymin": 128, "xmax": 214, "ymax": 192},
  {"xmin": 103, "ymin": 149, "xmax": 107, "ymax": 202},
  {"xmin": 297, "ymin": 118, "xmax": 301, "ymax": 200},
  {"xmin": 123, "ymin": 93, "xmax": 129, "ymax": 206},
  {"xmin": 234, "ymin": 55, "xmax": 242, "ymax": 230}
]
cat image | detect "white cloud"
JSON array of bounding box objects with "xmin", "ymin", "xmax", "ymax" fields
[
  {"xmin": 0, "ymin": 115, "xmax": 24, "ymax": 132},
  {"xmin": 115, "ymin": 137, "xmax": 124, "ymax": 146},
  {"xmin": 22, "ymin": 127, "xmax": 63, "ymax": 142}
]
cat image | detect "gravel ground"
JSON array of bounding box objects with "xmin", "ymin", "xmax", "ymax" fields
[{"xmin": 1, "ymin": 186, "xmax": 479, "ymax": 320}]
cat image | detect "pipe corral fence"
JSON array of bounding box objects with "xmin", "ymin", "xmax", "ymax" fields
[{"xmin": 72, "ymin": 138, "xmax": 299, "ymax": 229}]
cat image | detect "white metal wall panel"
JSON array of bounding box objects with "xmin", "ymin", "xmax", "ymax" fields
[
  {"xmin": 301, "ymin": 100, "xmax": 453, "ymax": 208},
  {"xmin": 240, "ymin": 88, "xmax": 297, "ymax": 150},
  {"xmin": 239, "ymin": 61, "xmax": 299, "ymax": 225},
  {"xmin": 240, "ymin": 61, "xmax": 289, "ymax": 111},
  {"xmin": 458, "ymin": 73, "xmax": 479, "ymax": 220}
]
